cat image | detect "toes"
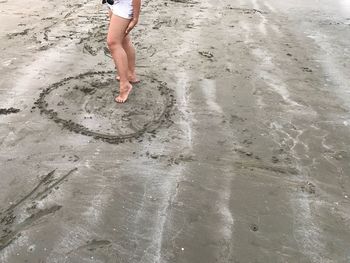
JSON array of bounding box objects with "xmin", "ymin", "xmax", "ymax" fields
[
  {"xmin": 115, "ymin": 85, "xmax": 132, "ymax": 103},
  {"xmin": 115, "ymin": 96, "xmax": 126, "ymax": 103}
]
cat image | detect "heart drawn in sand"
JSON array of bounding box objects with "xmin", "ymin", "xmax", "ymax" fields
[{"xmin": 35, "ymin": 71, "xmax": 174, "ymax": 143}]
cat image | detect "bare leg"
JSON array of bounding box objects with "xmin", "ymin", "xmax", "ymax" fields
[
  {"xmin": 115, "ymin": 35, "xmax": 140, "ymax": 83},
  {"xmin": 107, "ymin": 14, "xmax": 132, "ymax": 103},
  {"xmin": 122, "ymin": 35, "xmax": 139, "ymax": 82}
]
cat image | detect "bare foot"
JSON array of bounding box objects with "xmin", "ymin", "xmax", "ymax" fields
[
  {"xmin": 116, "ymin": 75, "xmax": 140, "ymax": 84},
  {"xmin": 115, "ymin": 83, "xmax": 133, "ymax": 103}
]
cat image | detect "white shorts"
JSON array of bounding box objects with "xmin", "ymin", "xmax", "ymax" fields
[{"xmin": 107, "ymin": 0, "xmax": 133, "ymax": 20}]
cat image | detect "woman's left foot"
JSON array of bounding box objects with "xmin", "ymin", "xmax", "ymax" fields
[
  {"xmin": 115, "ymin": 83, "xmax": 133, "ymax": 103},
  {"xmin": 116, "ymin": 75, "xmax": 140, "ymax": 84}
]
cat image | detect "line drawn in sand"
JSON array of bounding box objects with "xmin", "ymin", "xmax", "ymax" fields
[
  {"xmin": 0, "ymin": 168, "xmax": 77, "ymax": 251},
  {"xmin": 226, "ymin": 6, "xmax": 268, "ymax": 15}
]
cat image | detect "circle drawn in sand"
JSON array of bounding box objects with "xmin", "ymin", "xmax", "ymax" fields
[{"xmin": 35, "ymin": 71, "xmax": 174, "ymax": 143}]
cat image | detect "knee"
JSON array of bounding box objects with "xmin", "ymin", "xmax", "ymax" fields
[
  {"xmin": 107, "ymin": 37, "xmax": 121, "ymax": 49},
  {"xmin": 107, "ymin": 37, "xmax": 116, "ymax": 48}
]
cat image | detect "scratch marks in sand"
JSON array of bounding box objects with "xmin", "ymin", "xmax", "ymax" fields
[
  {"xmin": 0, "ymin": 108, "xmax": 20, "ymax": 115},
  {"xmin": 68, "ymin": 239, "xmax": 112, "ymax": 256},
  {"xmin": 226, "ymin": 6, "xmax": 266, "ymax": 15},
  {"xmin": 0, "ymin": 168, "xmax": 77, "ymax": 252},
  {"xmin": 235, "ymin": 160, "xmax": 299, "ymax": 175}
]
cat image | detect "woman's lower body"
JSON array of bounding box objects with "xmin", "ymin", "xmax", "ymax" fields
[{"xmin": 106, "ymin": 1, "xmax": 139, "ymax": 103}]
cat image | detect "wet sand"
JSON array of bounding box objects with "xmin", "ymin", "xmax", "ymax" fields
[{"xmin": 1, "ymin": 0, "xmax": 350, "ymax": 262}]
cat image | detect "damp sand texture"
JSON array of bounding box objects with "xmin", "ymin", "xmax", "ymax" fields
[{"xmin": 1, "ymin": 0, "xmax": 350, "ymax": 262}]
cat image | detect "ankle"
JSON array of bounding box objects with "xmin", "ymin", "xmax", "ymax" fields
[
  {"xmin": 119, "ymin": 76, "xmax": 129, "ymax": 83},
  {"xmin": 120, "ymin": 80, "xmax": 131, "ymax": 86},
  {"xmin": 128, "ymin": 71, "xmax": 136, "ymax": 77}
]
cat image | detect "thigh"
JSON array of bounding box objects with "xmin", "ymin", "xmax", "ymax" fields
[{"xmin": 108, "ymin": 14, "xmax": 130, "ymax": 44}]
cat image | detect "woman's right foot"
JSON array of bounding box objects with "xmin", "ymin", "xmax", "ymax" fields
[{"xmin": 115, "ymin": 83, "xmax": 133, "ymax": 103}]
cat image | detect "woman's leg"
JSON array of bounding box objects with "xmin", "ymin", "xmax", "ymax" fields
[
  {"xmin": 115, "ymin": 35, "xmax": 140, "ymax": 83},
  {"xmin": 107, "ymin": 14, "xmax": 132, "ymax": 103},
  {"xmin": 122, "ymin": 35, "xmax": 139, "ymax": 83}
]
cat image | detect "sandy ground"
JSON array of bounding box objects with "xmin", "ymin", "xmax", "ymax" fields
[{"xmin": 1, "ymin": 0, "xmax": 350, "ymax": 262}]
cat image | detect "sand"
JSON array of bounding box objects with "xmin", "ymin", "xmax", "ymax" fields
[{"xmin": 0, "ymin": 0, "xmax": 350, "ymax": 262}]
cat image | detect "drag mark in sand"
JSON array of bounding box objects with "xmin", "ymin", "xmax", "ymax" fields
[
  {"xmin": 142, "ymin": 2, "xmax": 201, "ymax": 258},
  {"xmin": 200, "ymin": 79, "xmax": 223, "ymax": 114},
  {"xmin": 135, "ymin": 61, "xmax": 195, "ymax": 262},
  {"xmin": 0, "ymin": 168, "xmax": 77, "ymax": 253},
  {"xmin": 268, "ymin": 122, "xmax": 327, "ymax": 262},
  {"xmin": 251, "ymin": 47, "xmax": 302, "ymax": 108},
  {"xmin": 199, "ymin": 75, "xmax": 234, "ymax": 259},
  {"xmin": 306, "ymin": 32, "xmax": 350, "ymax": 110},
  {"xmin": 149, "ymin": 72, "xmax": 193, "ymax": 263},
  {"xmin": 153, "ymin": 171, "xmax": 183, "ymax": 263},
  {"xmin": 251, "ymin": 0, "xmax": 268, "ymax": 35},
  {"xmin": 241, "ymin": 14, "xmax": 328, "ymax": 261},
  {"xmin": 145, "ymin": 0, "xmax": 236, "ymax": 259},
  {"xmin": 263, "ymin": 0, "xmax": 276, "ymax": 13},
  {"xmin": 175, "ymin": 71, "xmax": 194, "ymax": 149}
]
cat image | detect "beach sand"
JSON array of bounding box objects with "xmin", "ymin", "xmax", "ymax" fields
[{"xmin": 1, "ymin": 0, "xmax": 350, "ymax": 262}]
